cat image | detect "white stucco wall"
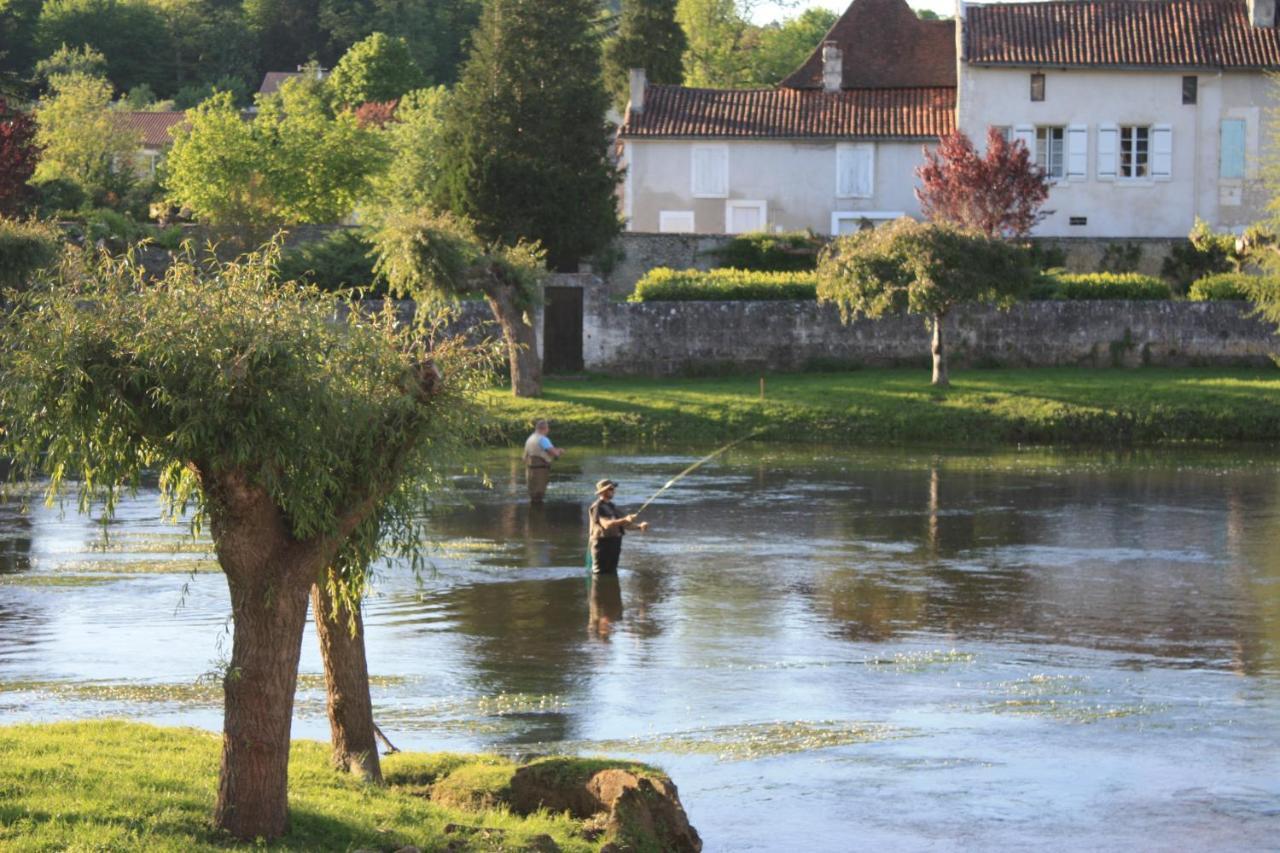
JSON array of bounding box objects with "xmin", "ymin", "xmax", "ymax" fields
[
  {"xmin": 620, "ymin": 138, "xmax": 928, "ymax": 235},
  {"xmin": 957, "ymin": 65, "xmax": 1276, "ymax": 237}
]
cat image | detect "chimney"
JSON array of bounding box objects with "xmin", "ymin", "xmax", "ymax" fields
[
  {"xmin": 629, "ymin": 68, "xmax": 646, "ymax": 114},
  {"xmin": 822, "ymin": 41, "xmax": 843, "ymax": 93},
  {"xmin": 1249, "ymin": 0, "xmax": 1276, "ymax": 26}
]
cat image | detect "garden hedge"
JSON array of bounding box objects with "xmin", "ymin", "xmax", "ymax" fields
[{"xmin": 629, "ymin": 267, "xmax": 817, "ymax": 301}]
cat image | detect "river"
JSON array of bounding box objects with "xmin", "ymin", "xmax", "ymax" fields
[{"xmin": 1, "ymin": 446, "xmax": 1278, "ymax": 851}]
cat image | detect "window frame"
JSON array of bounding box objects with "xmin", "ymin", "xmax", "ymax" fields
[
  {"xmin": 835, "ymin": 142, "xmax": 875, "ymax": 199},
  {"xmin": 1182, "ymin": 76, "xmax": 1198, "ymax": 105},
  {"xmin": 1035, "ymin": 125, "xmax": 1066, "ymax": 179},
  {"xmin": 1119, "ymin": 125, "xmax": 1151, "ymax": 180},
  {"xmin": 724, "ymin": 199, "xmax": 768, "ymax": 235},
  {"xmin": 1030, "ymin": 73, "xmax": 1045, "ymax": 102},
  {"xmin": 690, "ymin": 143, "xmax": 729, "ymax": 199}
]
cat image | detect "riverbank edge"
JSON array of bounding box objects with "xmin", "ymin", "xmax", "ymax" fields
[
  {"xmin": 481, "ymin": 368, "xmax": 1280, "ymax": 447},
  {"xmin": 0, "ymin": 720, "xmax": 688, "ymax": 852}
]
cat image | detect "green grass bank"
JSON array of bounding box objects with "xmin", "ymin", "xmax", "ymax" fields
[
  {"xmin": 484, "ymin": 367, "xmax": 1280, "ymax": 447},
  {"xmin": 0, "ymin": 721, "xmax": 677, "ymax": 851}
]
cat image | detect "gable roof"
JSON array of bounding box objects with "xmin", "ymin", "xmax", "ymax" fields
[
  {"xmin": 965, "ymin": 0, "xmax": 1280, "ymax": 69},
  {"xmin": 619, "ymin": 85, "xmax": 955, "ymax": 139},
  {"xmin": 114, "ymin": 110, "xmax": 187, "ymax": 148},
  {"xmin": 258, "ymin": 71, "xmax": 301, "ymax": 96},
  {"xmin": 780, "ymin": 0, "xmax": 956, "ymax": 89}
]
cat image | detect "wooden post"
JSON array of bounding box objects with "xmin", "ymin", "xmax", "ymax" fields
[{"xmin": 759, "ymin": 377, "xmax": 765, "ymax": 400}]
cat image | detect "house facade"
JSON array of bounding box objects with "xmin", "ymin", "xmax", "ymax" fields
[
  {"xmin": 618, "ymin": 0, "xmax": 1280, "ymax": 239},
  {"xmin": 618, "ymin": 0, "xmax": 955, "ymax": 235}
]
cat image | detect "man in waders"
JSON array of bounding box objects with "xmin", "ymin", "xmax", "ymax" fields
[
  {"xmin": 588, "ymin": 479, "xmax": 648, "ymax": 574},
  {"xmin": 523, "ymin": 419, "xmax": 563, "ymax": 502}
]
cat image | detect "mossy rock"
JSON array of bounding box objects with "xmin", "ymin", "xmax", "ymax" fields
[{"xmin": 431, "ymin": 760, "xmax": 518, "ymax": 810}]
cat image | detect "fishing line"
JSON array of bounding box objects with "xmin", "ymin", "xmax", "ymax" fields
[{"xmin": 632, "ymin": 429, "xmax": 763, "ymax": 517}]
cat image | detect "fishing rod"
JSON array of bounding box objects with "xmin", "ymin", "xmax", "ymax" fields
[{"xmin": 631, "ymin": 429, "xmax": 763, "ymax": 518}]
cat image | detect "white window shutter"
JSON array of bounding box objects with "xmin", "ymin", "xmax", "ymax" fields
[
  {"xmin": 1067, "ymin": 124, "xmax": 1088, "ymax": 181},
  {"xmin": 1097, "ymin": 123, "xmax": 1118, "ymax": 181},
  {"xmin": 1151, "ymin": 124, "xmax": 1173, "ymax": 180},
  {"xmin": 1013, "ymin": 124, "xmax": 1036, "ymax": 156},
  {"xmin": 836, "ymin": 143, "xmax": 874, "ymax": 198},
  {"xmin": 691, "ymin": 145, "xmax": 728, "ymax": 198}
]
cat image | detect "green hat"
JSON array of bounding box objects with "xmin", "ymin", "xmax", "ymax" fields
[{"xmin": 594, "ymin": 479, "xmax": 617, "ymax": 495}]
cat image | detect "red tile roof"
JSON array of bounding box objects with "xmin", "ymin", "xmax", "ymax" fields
[
  {"xmin": 113, "ymin": 111, "xmax": 187, "ymax": 148},
  {"xmin": 781, "ymin": 0, "xmax": 956, "ymax": 89},
  {"xmin": 619, "ymin": 85, "xmax": 955, "ymax": 139},
  {"xmin": 965, "ymin": 0, "xmax": 1280, "ymax": 69}
]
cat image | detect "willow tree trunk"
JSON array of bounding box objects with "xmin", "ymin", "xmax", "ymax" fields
[
  {"xmin": 311, "ymin": 580, "xmax": 381, "ymax": 782},
  {"xmin": 931, "ymin": 312, "xmax": 950, "ymax": 388},
  {"xmin": 212, "ymin": 545, "xmax": 315, "ymax": 840},
  {"xmin": 209, "ymin": 474, "xmax": 333, "ymax": 842},
  {"xmin": 484, "ymin": 286, "xmax": 542, "ymax": 398}
]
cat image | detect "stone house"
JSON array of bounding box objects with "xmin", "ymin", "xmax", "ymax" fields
[{"xmin": 618, "ymin": 0, "xmax": 1280, "ymax": 239}]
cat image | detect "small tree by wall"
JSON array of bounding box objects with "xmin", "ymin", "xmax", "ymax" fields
[
  {"xmin": 373, "ymin": 209, "xmax": 546, "ymax": 397},
  {"xmin": 916, "ymin": 127, "xmax": 1050, "ymax": 238},
  {"xmin": 817, "ymin": 218, "xmax": 1036, "ymax": 386},
  {"xmin": 0, "ymin": 245, "xmax": 493, "ymax": 840}
]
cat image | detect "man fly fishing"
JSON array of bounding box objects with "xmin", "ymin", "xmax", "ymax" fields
[{"xmin": 588, "ymin": 479, "xmax": 649, "ymax": 574}]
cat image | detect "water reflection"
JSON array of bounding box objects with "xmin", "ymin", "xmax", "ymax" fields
[{"xmin": 588, "ymin": 573, "xmax": 623, "ymax": 640}]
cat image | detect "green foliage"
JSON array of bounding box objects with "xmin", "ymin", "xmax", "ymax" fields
[
  {"xmin": 372, "ymin": 209, "xmax": 483, "ymax": 300},
  {"xmin": 748, "ymin": 8, "xmax": 839, "ymax": 87},
  {"xmin": 1025, "ymin": 242, "xmax": 1067, "ymax": 270},
  {"xmin": 0, "ymin": 217, "xmax": 62, "ymax": 292},
  {"xmin": 484, "ymin": 369, "xmax": 1280, "ymax": 448},
  {"xmin": 1161, "ymin": 217, "xmax": 1237, "ymax": 294},
  {"xmin": 327, "ymin": 32, "xmax": 426, "ymax": 107},
  {"xmin": 1188, "ymin": 272, "xmax": 1265, "ymax": 301},
  {"xmin": 33, "ymin": 72, "xmax": 141, "ymax": 205},
  {"xmin": 602, "ymin": 0, "xmax": 685, "ymax": 112},
  {"xmin": 439, "ymin": 0, "xmax": 621, "ymax": 270},
  {"xmin": 33, "ymin": 42, "xmax": 108, "ymax": 85},
  {"xmin": 36, "ymin": 0, "xmax": 172, "ymax": 94},
  {"xmin": 31, "ymin": 176, "xmax": 87, "ymax": 216},
  {"xmin": 710, "ymin": 230, "xmax": 823, "ymax": 271},
  {"xmin": 82, "ymin": 206, "xmax": 144, "ymax": 250},
  {"xmin": 0, "ymin": 721, "xmax": 599, "ymax": 852},
  {"xmin": 677, "ymin": 0, "xmax": 750, "ymax": 86},
  {"xmin": 276, "ymin": 228, "xmax": 382, "ymax": 293},
  {"xmin": 0, "ymin": 241, "xmax": 497, "ymax": 587},
  {"xmin": 319, "ymin": 0, "xmax": 481, "ymax": 87},
  {"xmin": 164, "ymin": 82, "xmax": 388, "ymax": 240},
  {"xmin": 366, "ymin": 86, "xmax": 449, "ymax": 215},
  {"xmin": 172, "ymin": 75, "xmax": 251, "ymax": 110},
  {"xmin": 629, "ymin": 267, "xmax": 816, "ymax": 301},
  {"xmin": 817, "ymin": 218, "xmax": 1036, "ymax": 321},
  {"xmin": 1040, "ymin": 271, "xmax": 1171, "ymax": 301},
  {"xmin": 1098, "ymin": 241, "xmax": 1144, "ymax": 273}
]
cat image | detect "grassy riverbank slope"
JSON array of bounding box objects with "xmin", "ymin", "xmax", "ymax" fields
[
  {"xmin": 0, "ymin": 721, "xmax": 665, "ymax": 851},
  {"xmin": 484, "ymin": 367, "xmax": 1280, "ymax": 446}
]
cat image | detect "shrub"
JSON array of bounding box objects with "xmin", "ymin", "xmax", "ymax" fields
[
  {"xmin": 629, "ymin": 267, "xmax": 817, "ymax": 301},
  {"xmin": 32, "ymin": 177, "xmax": 88, "ymax": 218},
  {"xmin": 276, "ymin": 228, "xmax": 384, "ymax": 294},
  {"xmin": 84, "ymin": 208, "xmax": 146, "ymax": 251},
  {"xmin": 1161, "ymin": 218, "xmax": 1236, "ymax": 294},
  {"xmin": 1025, "ymin": 242, "xmax": 1067, "ymax": 270},
  {"xmin": 0, "ymin": 218, "xmax": 63, "ymax": 292},
  {"xmin": 1099, "ymin": 241, "xmax": 1144, "ymax": 273},
  {"xmin": 710, "ymin": 231, "xmax": 824, "ymax": 272},
  {"xmin": 1038, "ymin": 271, "xmax": 1170, "ymax": 300},
  {"xmin": 1189, "ymin": 272, "xmax": 1257, "ymax": 301}
]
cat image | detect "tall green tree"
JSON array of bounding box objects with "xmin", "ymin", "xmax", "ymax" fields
[
  {"xmin": 0, "ymin": 0, "xmax": 44, "ymax": 81},
  {"xmin": 747, "ymin": 7, "xmax": 837, "ymax": 87},
  {"xmin": 36, "ymin": 0, "xmax": 173, "ymax": 94},
  {"xmin": 33, "ymin": 72, "xmax": 140, "ymax": 203},
  {"xmin": 164, "ymin": 80, "xmax": 388, "ymax": 242},
  {"xmin": 149, "ymin": 0, "xmax": 258, "ymax": 98},
  {"xmin": 320, "ymin": 0, "xmax": 481, "ymax": 86},
  {"xmin": 439, "ymin": 0, "xmax": 620, "ymax": 271},
  {"xmin": 368, "ymin": 85, "xmax": 449, "ymax": 213},
  {"xmin": 676, "ymin": 0, "xmax": 750, "ymax": 87},
  {"xmin": 602, "ymin": 0, "xmax": 685, "ymax": 112},
  {"xmin": 817, "ymin": 218, "xmax": 1035, "ymax": 387},
  {"xmin": 243, "ymin": 0, "xmax": 324, "ymax": 73},
  {"xmin": 0, "ymin": 244, "xmax": 492, "ymax": 840},
  {"xmin": 327, "ymin": 32, "xmax": 425, "ymax": 108}
]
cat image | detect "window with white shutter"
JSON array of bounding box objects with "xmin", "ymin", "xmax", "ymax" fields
[
  {"xmin": 1067, "ymin": 124, "xmax": 1088, "ymax": 181},
  {"xmin": 1035, "ymin": 126, "xmax": 1065, "ymax": 178},
  {"xmin": 658, "ymin": 211, "xmax": 695, "ymax": 233},
  {"xmin": 1097, "ymin": 124, "xmax": 1118, "ymax": 181},
  {"xmin": 836, "ymin": 143, "xmax": 874, "ymax": 198},
  {"xmin": 691, "ymin": 144, "xmax": 728, "ymax": 198},
  {"xmin": 1151, "ymin": 124, "xmax": 1172, "ymax": 180},
  {"xmin": 725, "ymin": 200, "xmax": 767, "ymax": 234}
]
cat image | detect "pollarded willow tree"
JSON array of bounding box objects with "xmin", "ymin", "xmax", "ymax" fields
[
  {"xmin": 372, "ymin": 208, "xmax": 547, "ymax": 397},
  {"xmin": 0, "ymin": 244, "xmax": 494, "ymax": 840},
  {"xmin": 816, "ymin": 217, "xmax": 1036, "ymax": 387}
]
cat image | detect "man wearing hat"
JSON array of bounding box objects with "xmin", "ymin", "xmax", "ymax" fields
[{"xmin": 588, "ymin": 479, "xmax": 648, "ymax": 574}]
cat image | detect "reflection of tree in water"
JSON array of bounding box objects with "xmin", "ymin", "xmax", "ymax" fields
[{"xmin": 0, "ymin": 506, "xmax": 33, "ymax": 575}]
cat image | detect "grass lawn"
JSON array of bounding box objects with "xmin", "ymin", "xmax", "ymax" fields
[
  {"xmin": 0, "ymin": 720, "xmax": 618, "ymax": 851},
  {"xmin": 484, "ymin": 367, "xmax": 1280, "ymax": 447}
]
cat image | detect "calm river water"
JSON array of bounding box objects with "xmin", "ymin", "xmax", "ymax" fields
[{"xmin": 2, "ymin": 446, "xmax": 1279, "ymax": 851}]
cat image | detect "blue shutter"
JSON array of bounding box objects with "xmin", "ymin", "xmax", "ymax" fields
[{"xmin": 1220, "ymin": 119, "xmax": 1246, "ymax": 180}]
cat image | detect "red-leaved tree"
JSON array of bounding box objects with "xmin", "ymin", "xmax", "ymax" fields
[
  {"xmin": 353, "ymin": 100, "xmax": 398, "ymax": 129},
  {"xmin": 0, "ymin": 99, "xmax": 39, "ymax": 216},
  {"xmin": 916, "ymin": 127, "xmax": 1051, "ymax": 238}
]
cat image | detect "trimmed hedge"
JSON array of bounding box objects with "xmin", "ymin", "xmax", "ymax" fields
[
  {"xmin": 709, "ymin": 231, "xmax": 824, "ymax": 272},
  {"xmin": 629, "ymin": 267, "xmax": 817, "ymax": 301},
  {"xmin": 1036, "ymin": 271, "xmax": 1171, "ymax": 300},
  {"xmin": 0, "ymin": 218, "xmax": 62, "ymax": 292},
  {"xmin": 1188, "ymin": 272, "xmax": 1266, "ymax": 301}
]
